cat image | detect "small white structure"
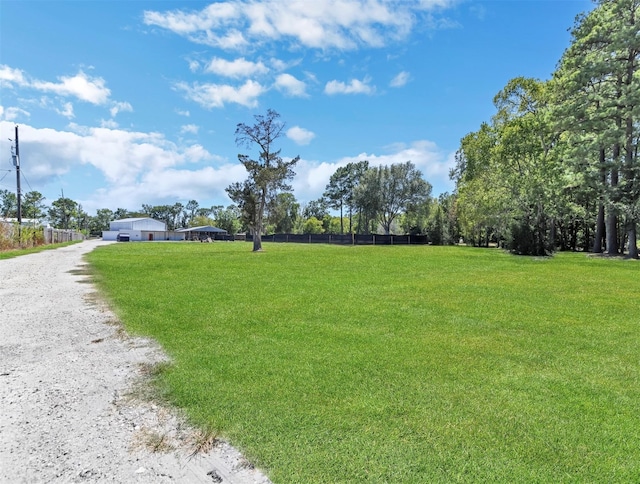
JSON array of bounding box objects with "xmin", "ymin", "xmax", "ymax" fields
[{"xmin": 102, "ymin": 217, "xmax": 183, "ymax": 241}]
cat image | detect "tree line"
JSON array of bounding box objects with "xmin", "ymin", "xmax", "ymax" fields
[
  {"xmin": 2, "ymin": 112, "xmax": 445, "ymax": 248},
  {"xmin": 0, "ymin": 112, "xmax": 456, "ymax": 249},
  {"xmin": 1, "ymin": 178, "xmax": 455, "ymax": 244},
  {"xmin": 452, "ymin": 0, "xmax": 639, "ymax": 257},
  {"xmin": 0, "ymin": 189, "xmax": 243, "ymax": 237},
  {"xmin": 225, "ymin": 109, "xmax": 454, "ymax": 250},
  {"xmin": 7, "ymin": 1, "xmax": 632, "ymax": 256}
]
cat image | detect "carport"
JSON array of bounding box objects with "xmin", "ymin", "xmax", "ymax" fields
[{"xmin": 176, "ymin": 226, "xmax": 228, "ymax": 241}]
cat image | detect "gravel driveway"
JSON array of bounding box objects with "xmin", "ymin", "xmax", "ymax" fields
[{"xmin": 0, "ymin": 239, "xmax": 271, "ymax": 483}]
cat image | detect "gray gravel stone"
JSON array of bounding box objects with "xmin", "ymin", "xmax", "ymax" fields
[{"xmin": 0, "ymin": 239, "xmax": 272, "ymax": 483}]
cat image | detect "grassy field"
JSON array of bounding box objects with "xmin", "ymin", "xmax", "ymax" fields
[{"xmin": 87, "ymin": 242, "xmax": 640, "ymax": 483}]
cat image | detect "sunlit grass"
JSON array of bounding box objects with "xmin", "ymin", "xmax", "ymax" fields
[{"xmin": 87, "ymin": 242, "xmax": 640, "ymax": 483}]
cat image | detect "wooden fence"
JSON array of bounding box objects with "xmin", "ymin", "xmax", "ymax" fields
[
  {"xmin": 43, "ymin": 227, "xmax": 85, "ymax": 244},
  {"xmin": 1, "ymin": 222, "xmax": 84, "ymax": 249}
]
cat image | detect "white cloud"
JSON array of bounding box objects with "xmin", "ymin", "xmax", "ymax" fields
[
  {"xmin": 181, "ymin": 124, "xmax": 199, "ymax": 135},
  {"xmin": 342, "ymin": 140, "xmax": 455, "ymax": 191},
  {"xmin": 143, "ymin": 0, "xmax": 457, "ymax": 51},
  {"xmin": 183, "ymin": 144, "xmax": 214, "ymax": 162},
  {"xmin": 0, "ymin": 65, "xmax": 28, "ymax": 86},
  {"xmin": 324, "ymin": 77, "xmax": 375, "ymax": 95},
  {"xmin": 144, "ymin": 2, "xmax": 242, "ymax": 34},
  {"xmin": 176, "ymin": 109, "xmax": 191, "ymax": 117},
  {"xmin": 57, "ymin": 102, "xmax": 75, "ymax": 119},
  {"xmin": 0, "ymin": 120, "xmax": 455, "ymax": 214},
  {"xmin": 291, "ymin": 140, "xmax": 455, "ymax": 202},
  {"xmin": 110, "ymin": 101, "xmax": 133, "ymax": 118},
  {"xmin": 270, "ymin": 58, "xmax": 288, "ymax": 71},
  {"xmin": 100, "ymin": 119, "xmax": 119, "ymax": 129},
  {"xmin": 0, "ymin": 65, "xmax": 112, "ymax": 107},
  {"xmin": 0, "ymin": 119, "xmax": 215, "ymax": 189},
  {"xmin": 418, "ymin": 0, "xmax": 457, "ymax": 8},
  {"xmin": 87, "ymin": 162, "xmax": 247, "ymax": 212},
  {"xmin": 205, "ymin": 57, "xmax": 269, "ymax": 78},
  {"xmin": 304, "ymin": 71, "xmax": 319, "ymax": 84},
  {"xmin": 390, "ymin": 71, "xmax": 410, "ymax": 88},
  {"xmin": 0, "ymin": 105, "xmax": 31, "ymax": 121},
  {"xmin": 144, "ymin": 3, "xmax": 249, "ymax": 49},
  {"xmin": 274, "ymin": 74, "xmax": 308, "ymax": 97},
  {"xmin": 291, "ymin": 159, "xmax": 339, "ymax": 200},
  {"xmin": 0, "ymin": 120, "xmax": 239, "ymax": 213},
  {"xmin": 30, "ymin": 71, "xmax": 111, "ymax": 105},
  {"xmin": 287, "ymin": 126, "xmax": 315, "ymax": 145},
  {"xmin": 175, "ymin": 79, "xmax": 265, "ymax": 108}
]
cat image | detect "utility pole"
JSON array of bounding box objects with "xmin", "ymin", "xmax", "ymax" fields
[
  {"xmin": 61, "ymin": 188, "xmax": 67, "ymax": 229},
  {"xmin": 12, "ymin": 125, "xmax": 22, "ymax": 237}
]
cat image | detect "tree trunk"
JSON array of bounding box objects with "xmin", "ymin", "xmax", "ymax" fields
[
  {"xmin": 594, "ymin": 147, "xmax": 607, "ymax": 253},
  {"xmin": 606, "ymin": 161, "xmax": 620, "ymax": 255},
  {"xmin": 628, "ymin": 221, "xmax": 638, "ymax": 259},
  {"xmin": 582, "ymin": 220, "xmax": 589, "ymax": 252},
  {"xmin": 253, "ymin": 190, "xmax": 266, "ymax": 252},
  {"xmin": 622, "ymin": 31, "xmax": 637, "ymax": 259},
  {"xmin": 606, "ymin": 210, "xmax": 618, "ymax": 255},
  {"xmin": 340, "ymin": 201, "xmax": 344, "ymax": 235},
  {"xmin": 252, "ymin": 233, "xmax": 262, "ymax": 251},
  {"xmin": 594, "ymin": 202, "xmax": 605, "ymax": 253},
  {"xmin": 570, "ymin": 221, "xmax": 578, "ymax": 252}
]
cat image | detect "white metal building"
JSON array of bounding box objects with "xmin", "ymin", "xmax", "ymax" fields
[{"xmin": 102, "ymin": 217, "xmax": 184, "ymax": 241}]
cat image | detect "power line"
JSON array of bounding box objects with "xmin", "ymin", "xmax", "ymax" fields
[{"xmin": 21, "ymin": 171, "xmax": 33, "ymax": 192}]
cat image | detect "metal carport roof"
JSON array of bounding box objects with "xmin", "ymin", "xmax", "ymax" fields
[{"xmin": 176, "ymin": 226, "xmax": 228, "ymax": 233}]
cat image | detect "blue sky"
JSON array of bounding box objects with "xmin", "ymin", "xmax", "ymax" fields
[{"xmin": 0, "ymin": 0, "xmax": 593, "ymax": 214}]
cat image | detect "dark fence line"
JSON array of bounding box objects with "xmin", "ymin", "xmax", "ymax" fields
[
  {"xmin": 207, "ymin": 233, "xmax": 247, "ymax": 242},
  {"xmin": 244, "ymin": 233, "xmax": 429, "ymax": 245}
]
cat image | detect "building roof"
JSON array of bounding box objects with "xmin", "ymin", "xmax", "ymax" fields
[
  {"xmin": 113, "ymin": 217, "xmax": 157, "ymax": 222},
  {"xmin": 1, "ymin": 217, "xmax": 47, "ymax": 226},
  {"xmin": 176, "ymin": 225, "xmax": 228, "ymax": 233}
]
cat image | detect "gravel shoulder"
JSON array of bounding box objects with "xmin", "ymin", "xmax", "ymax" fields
[{"xmin": 0, "ymin": 239, "xmax": 271, "ymax": 483}]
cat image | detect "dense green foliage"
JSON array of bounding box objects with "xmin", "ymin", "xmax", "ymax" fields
[
  {"xmin": 88, "ymin": 242, "xmax": 640, "ymax": 483},
  {"xmin": 453, "ymin": 0, "xmax": 639, "ymax": 256},
  {"xmin": 354, "ymin": 161, "xmax": 432, "ymax": 235},
  {"xmin": 2, "ymin": 189, "xmax": 49, "ymax": 223}
]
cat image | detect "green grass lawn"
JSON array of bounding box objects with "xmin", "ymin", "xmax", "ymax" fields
[{"xmin": 87, "ymin": 242, "xmax": 640, "ymax": 483}]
